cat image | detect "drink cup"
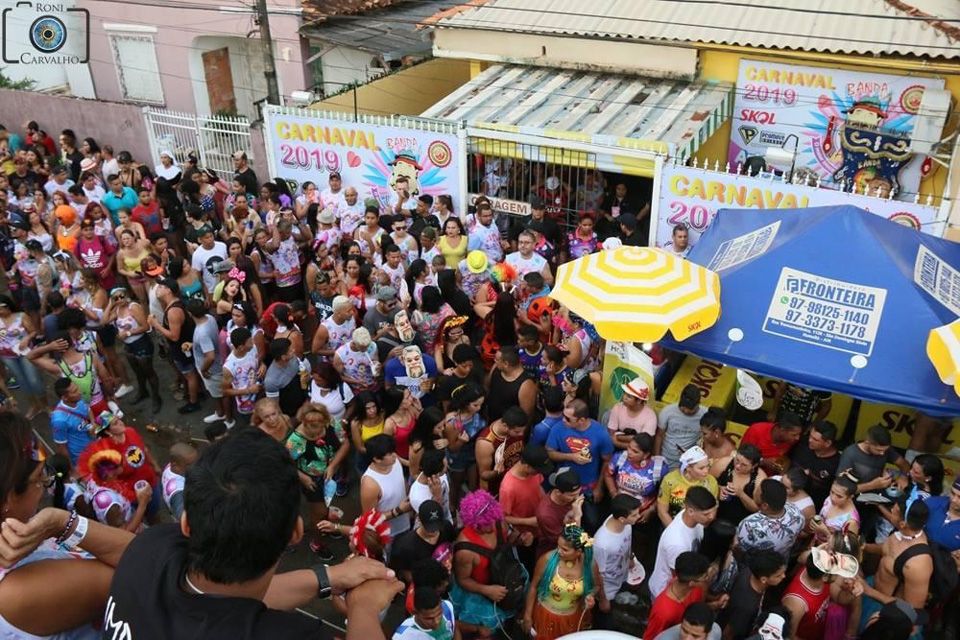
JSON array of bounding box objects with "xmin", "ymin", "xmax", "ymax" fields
[{"xmin": 328, "ymin": 506, "xmax": 344, "ymax": 539}]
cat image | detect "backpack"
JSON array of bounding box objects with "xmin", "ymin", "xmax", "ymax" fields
[
  {"xmin": 894, "ymin": 542, "xmax": 959, "ymax": 603},
  {"xmin": 455, "ymin": 526, "xmax": 526, "ymax": 611}
]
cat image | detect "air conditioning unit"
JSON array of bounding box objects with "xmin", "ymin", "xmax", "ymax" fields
[
  {"xmin": 290, "ymin": 91, "xmax": 315, "ymax": 108},
  {"xmin": 909, "ymin": 88, "xmax": 951, "ymax": 156}
]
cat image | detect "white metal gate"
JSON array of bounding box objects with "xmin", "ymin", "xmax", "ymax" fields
[{"xmin": 142, "ymin": 107, "xmax": 253, "ymax": 177}]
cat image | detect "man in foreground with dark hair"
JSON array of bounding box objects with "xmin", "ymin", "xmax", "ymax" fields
[{"xmin": 102, "ymin": 428, "xmax": 402, "ymax": 638}]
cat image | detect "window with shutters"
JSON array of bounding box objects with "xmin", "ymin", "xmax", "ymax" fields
[{"xmin": 109, "ymin": 33, "xmax": 164, "ymax": 105}]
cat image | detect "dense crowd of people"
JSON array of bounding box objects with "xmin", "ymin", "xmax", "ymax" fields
[{"xmin": 0, "ymin": 121, "xmax": 958, "ymax": 640}]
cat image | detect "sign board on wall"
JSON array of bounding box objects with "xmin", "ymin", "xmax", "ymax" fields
[
  {"xmin": 264, "ymin": 108, "xmax": 463, "ymax": 213},
  {"xmin": 467, "ymin": 193, "xmax": 530, "ymax": 217},
  {"xmin": 653, "ymin": 164, "xmax": 941, "ymax": 250},
  {"xmin": 728, "ymin": 59, "xmax": 945, "ymax": 197}
]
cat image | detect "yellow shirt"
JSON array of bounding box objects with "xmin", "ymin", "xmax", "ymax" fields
[
  {"xmin": 438, "ymin": 235, "xmax": 468, "ymax": 268},
  {"xmin": 657, "ymin": 469, "xmax": 719, "ymax": 517}
]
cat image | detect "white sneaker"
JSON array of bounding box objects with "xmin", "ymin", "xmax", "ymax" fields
[
  {"xmin": 115, "ymin": 384, "xmax": 134, "ymax": 398},
  {"xmin": 203, "ymin": 412, "xmax": 225, "ymax": 424},
  {"xmin": 225, "ymin": 420, "xmax": 236, "ymax": 430}
]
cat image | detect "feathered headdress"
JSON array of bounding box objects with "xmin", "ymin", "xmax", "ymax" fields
[{"xmin": 349, "ymin": 509, "xmax": 392, "ymax": 559}]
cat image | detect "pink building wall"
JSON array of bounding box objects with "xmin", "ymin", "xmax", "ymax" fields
[
  {"xmin": 0, "ymin": 89, "xmax": 153, "ymax": 162},
  {"xmin": 79, "ymin": 0, "xmax": 306, "ymax": 117}
]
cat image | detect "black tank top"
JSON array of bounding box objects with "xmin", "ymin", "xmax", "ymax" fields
[
  {"xmin": 163, "ymin": 300, "xmax": 195, "ymax": 361},
  {"xmin": 717, "ymin": 458, "xmax": 760, "ymax": 525},
  {"xmin": 486, "ymin": 368, "xmax": 531, "ymax": 424}
]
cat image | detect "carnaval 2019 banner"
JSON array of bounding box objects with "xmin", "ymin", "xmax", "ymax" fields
[
  {"xmin": 265, "ymin": 109, "xmax": 462, "ymax": 213},
  {"xmin": 728, "ymin": 59, "xmax": 945, "ymax": 198},
  {"xmin": 653, "ymin": 164, "xmax": 940, "ymax": 250}
]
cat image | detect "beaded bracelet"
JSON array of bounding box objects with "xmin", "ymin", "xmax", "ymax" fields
[{"xmin": 55, "ymin": 511, "xmax": 79, "ymax": 545}]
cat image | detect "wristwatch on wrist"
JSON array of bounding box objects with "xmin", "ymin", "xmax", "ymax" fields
[{"xmin": 312, "ymin": 564, "xmax": 332, "ymax": 600}]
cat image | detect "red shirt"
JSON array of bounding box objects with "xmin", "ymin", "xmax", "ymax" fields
[
  {"xmin": 783, "ymin": 568, "xmax": 830, "ymax": 640},
  {"xmin": 643, "ymin": 581, "xmax": 704, "ymax": 640},
  {"xmin": 741, "ymin": 421, "xmax": 794, "ymax": 459},
  {"xmin": 104, "ymin": 427, "xmax": 157, "ymax": 488},
  {"xmin": 132, "ymin": 202, "xmax": 162, "ymax": 235},
  {"xmin": 499, "ymin": 470, "xmax": 544, "ymax": 535}
]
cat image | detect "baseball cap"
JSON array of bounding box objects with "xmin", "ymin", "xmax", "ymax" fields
[
  {"xmin": 466, "ymin": 250, "xmax": 488, "ymax": 274},
  {"xmin": 213, "ymin": 259, "xmax": 234, "ymax": 274},
  {"xmin": 810, "ymin": 546, "xmax": 860, "ymax": 579},
  {"xmin": 197, "ymin": 225, "xmax": 214, "ymax": 237},
  {"xmin": 521, "ymin": 444, "xmax": 553, "ymax": 475},
  {"xmin": 144, "ymin": 264, "xmax": 164, "ymax": 277},
  {"xmin": 157, "ymin": 277, "xmax": 180, "ymax": 295},
  {"xmin": 52, "ymin": 164, "xmax": 69, "ymax": 176},
  {"xmin": 375, "ymin": 286, "xmax": 398, "ymax": 302},
  {"xmin": 24, "ymin": 239, "xmax": 42, "ymax": 252},
  {"xmin": 619, "ymin": 213, "xmax": 638, "ymax": 229},
  {"xmin": 9, "ymin": 217, "xmax": 29, "ymax": 231},
  {"xmin": 551, "ymin": 468, "xmax": 581, "ymax": 493},
  {"xmin": 418, "ymin": 499, "xmax": 445, "ymax": 533},
  {"xmin": 329, "ymin": 171, "xmax": 341, "ymax": 180},
  {"xmin": 529, "ymin": 196, "xmax": 545, "ymax": 209}
]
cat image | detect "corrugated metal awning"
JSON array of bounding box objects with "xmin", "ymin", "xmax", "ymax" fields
[
  {"xmin": 422, "ymin": 63, "xmax": 733, "ymax": 165},
  {"xmin": 427, "ymin": 0, "xmax": 960, "ymax": 61},
  {"xmin": 302, "ymin": 1, "xmax": 457, "ymax": 59}
]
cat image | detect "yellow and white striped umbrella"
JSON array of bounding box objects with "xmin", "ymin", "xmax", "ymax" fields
[
  {"xmin": 552, "ymin": 246, "xmax": 721, "ymax": 342},
  {"xmin": 926, "ymin": 319, "xmax": 960, "ymax": 396}
]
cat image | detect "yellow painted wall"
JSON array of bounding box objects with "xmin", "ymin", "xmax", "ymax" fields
[
  {"xmin": 693, "ymin": 47, "xmax": 960, "ymax": 204},
  {"xmin": 309, "ymin": 58, "xmax": 473, "ymax": 117}
]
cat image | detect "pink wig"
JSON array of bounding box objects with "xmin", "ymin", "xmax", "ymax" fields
[{"xmin": 460, "ymin": 489, "xmax": 503, "ymax": 529}]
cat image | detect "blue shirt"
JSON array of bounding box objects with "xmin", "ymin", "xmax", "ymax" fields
[
  {"xmin": 531, "ymin": 414, "xmax": 563, "ymax": 448},
  {"xmin": 102, "ymin": 187, "xmax": 138, "ymax": 225},
  {"xmin": 50, "ymin": 398, "xmax": 94, "ymax": 464},
  {"xmin": 546, "ymin": 419, "xmax": 614, "ymax": 490},
  {"xmin": 925, "ymin": 495, "xmax": 960, "ymax": 552},
  {"xmin": 385, "ymin": 353, "xmax": 438, "ymax": 399}
]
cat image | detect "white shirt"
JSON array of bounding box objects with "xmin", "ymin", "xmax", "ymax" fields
[
  {"xmin": 339, "ymin": 201, "xmax": 366, "ymax": 237},
  {"xmin": 44, "ymin": 178, "xmax": 74, "ymax": 198},
  {"xmin": 191, "ymin": 242, "xmax": 228, "ymax": 292},
  {"xmin": 649, "ymin": 510, "xmax": 704, "ymax": 598},
  {"xmin": 593, "ymin": 516, "xmax": 633, "ymax": 600},
  {"xmin": 363, "ymin": 460, "xmax": 411, "ymax": 538},
  {"xmin": 320, "ymin": 187, "xmax": 346, "ymax": 214},
  {"xmin": 389, "ymin": 191, "xmax": 418, "ymax": 213},
  {"xmin": 505, "ymin": 251, "xmax": 546, "ymax": 279},
  {"xmin": 408, "ymin": 474, "xmax": 453, "ymax": 523},
  {"xmin": 310, "ymin": 381, "xmax": 354, "ymax": 422},
  {"xmin": 83, "ymin": 184, "xmax": 106, "ymax": 204}
]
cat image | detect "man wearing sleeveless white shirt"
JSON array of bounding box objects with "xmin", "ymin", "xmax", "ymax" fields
[
  {"xmin": 505, "ymin": 230, "xmax": 553, "ymax": 285},
  {"xmin": 312, "ymin": 296, "xmax": 356, "ymax": 359},
  {"xmin": 361, "ymin": 434, "xmax": 412, "ymax": 546},
  {"xmin": 161, "ymin": 442, "xmax": 198, "ymax": 519}
]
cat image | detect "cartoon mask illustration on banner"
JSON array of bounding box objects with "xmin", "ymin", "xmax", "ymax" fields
[
  {"xmin": 831, "ymin": 96, "xmax": 914, "ymax": 197},
  {"xmin": 389, "ymin": 152, "xmax": 421, "ymax": 199}
]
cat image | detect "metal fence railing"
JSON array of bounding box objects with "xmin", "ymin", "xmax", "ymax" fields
[
  {"xmin": 142, "ymin": 107, "xmax": 253, "ymax": 177},
  {"xmin": 467, "ymin": 136, "xmax": 599, "ymax": 232}
]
